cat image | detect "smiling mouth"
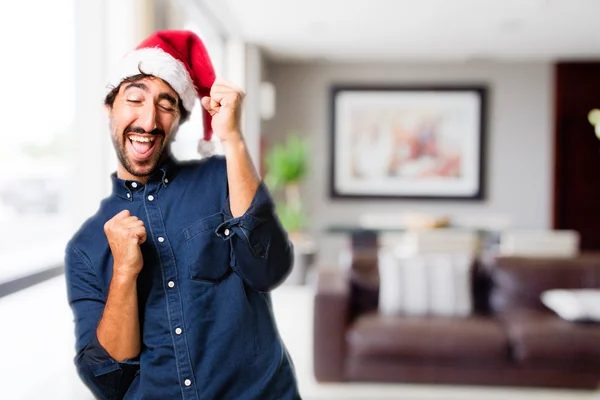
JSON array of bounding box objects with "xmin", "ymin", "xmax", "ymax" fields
[{"xmin": 127, "ymin": 134, "xmax": 160, "ymax": 161}]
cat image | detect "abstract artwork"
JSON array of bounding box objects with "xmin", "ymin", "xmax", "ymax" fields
[{"xmin": 330, "ymin": 86, "xmax": 486, "ymax": 200}]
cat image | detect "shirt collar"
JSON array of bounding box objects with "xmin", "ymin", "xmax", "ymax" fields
[{"xmin": 111, "ymin": 155, "xmax": 180, "ymax": 201}]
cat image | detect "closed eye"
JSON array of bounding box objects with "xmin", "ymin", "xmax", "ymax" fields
[
  {"xmin": 159, "ymin": 104, "xmax": 175, "ymax": 112},
  {"xmin": 127, "ymin": 99, "xmax": 142, "ymax": 104}
]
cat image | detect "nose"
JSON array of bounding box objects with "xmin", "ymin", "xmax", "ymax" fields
[{"xmin": 138, "ymin": 103, "xmax": 157, "ymax": 133}]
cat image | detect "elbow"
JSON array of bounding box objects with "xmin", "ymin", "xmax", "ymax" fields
[
  {"xmin": 74, "ymin": 355, "xmax": 113, "ymax": 400},
  {"xmin": 260, "ymin": 239, "xmax": 294, "ymax": 292},
  {"xmin": 237, "ymin": 238, "xmax": 294, "ymax": 293},
  {"xmin": 75, "ymin": 347, "xmax": 138, "ymax": 400},
  {"xmin": 280, "ymin": 240, "xmax": 294, "ymax": 282},
  {"xmin": 74, "ymin": 353, "xmax": 94, "ymax": 385},
  {"xmin": 73, "ymin": 336, "xmax": 138, "ymax": 399}
]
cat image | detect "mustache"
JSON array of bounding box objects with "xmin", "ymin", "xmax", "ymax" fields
[{"xmin": 124, "ymin": 126, "xmax": 165, "ymax": 137}]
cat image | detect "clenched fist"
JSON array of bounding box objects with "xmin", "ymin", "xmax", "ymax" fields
[
  {"xmin": 104, "ymin": 209, "xmax": 147, "ymax": 278},
  {"xmin": 201, "ymin": 77, "xmax": 245, "ymax": 143}
]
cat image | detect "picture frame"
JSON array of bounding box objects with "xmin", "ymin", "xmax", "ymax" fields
[{"xmin": 329, "ymin": 85, "xmax": 487, "ymax": 200}]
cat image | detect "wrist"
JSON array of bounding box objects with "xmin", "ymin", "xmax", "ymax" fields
[
  {"xmin": 111, "ymin": 269, "xmax": 139, "ymax": 284},
  {"xmin": 221, "ymin": 134, "xmax": 246, "ymax": 153}
]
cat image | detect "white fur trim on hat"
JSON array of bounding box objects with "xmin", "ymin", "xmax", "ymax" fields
[{"xmin": 106, "ymin": 47, "xmax": 197, "ymax": 112}]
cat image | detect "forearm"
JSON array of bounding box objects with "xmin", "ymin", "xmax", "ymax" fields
[
  {"xmin": 96, "ymin": 271, "xmax": 140, "ymax": 362},
  {"xmin": 223, "ymin": 135, "xmax": 260, "ymax": 217}
]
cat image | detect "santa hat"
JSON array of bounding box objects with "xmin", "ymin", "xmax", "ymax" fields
[{"xmin": 106, "ymin": 30, "xmax": 216, "ymax": 155}]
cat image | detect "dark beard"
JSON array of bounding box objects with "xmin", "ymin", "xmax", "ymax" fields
[{"xmin": 113, "ymin": 126, "xmax": 169, "ymax": 178}]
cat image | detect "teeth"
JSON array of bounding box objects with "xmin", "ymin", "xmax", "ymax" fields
[{"xmin": 129, "ymin": 135, "xmax": 155, "ymax": 143}]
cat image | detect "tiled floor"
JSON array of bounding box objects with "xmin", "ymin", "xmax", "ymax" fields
[{"xmin": 1, "ymin": 277, "xmax": 598, "ymax": 400}]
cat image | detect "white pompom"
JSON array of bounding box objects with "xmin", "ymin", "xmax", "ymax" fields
[{"xmin": 197, "ymin": 139, "xmax": 215, "ymax": 158}]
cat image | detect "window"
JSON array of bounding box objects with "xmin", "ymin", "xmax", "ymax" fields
[{"xmin": 0, "ymin": 0, "xmax": 75, "ymax": 283}]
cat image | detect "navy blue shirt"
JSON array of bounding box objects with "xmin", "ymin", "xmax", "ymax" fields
[{"xmin": 65, "ymin": 155, "xmax": 300, "ymax": 400}]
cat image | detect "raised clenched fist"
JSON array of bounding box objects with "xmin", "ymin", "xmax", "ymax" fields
[
  {"xmin": 201, "ymin": 77, "xmax": 245, "ymax": 144},
  {"xmin": 103, "ymin": 209, "xmax": 147, "ymax": 278}
]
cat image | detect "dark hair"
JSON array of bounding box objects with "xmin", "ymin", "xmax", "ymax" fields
[{"xmin": 104, "ymin": 69, "xmax": 190, "ymax": 123}]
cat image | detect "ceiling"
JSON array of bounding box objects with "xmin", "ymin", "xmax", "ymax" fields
[{"xmin": 196, "ymin": 0, "xmax": 600, "ymax": 62}]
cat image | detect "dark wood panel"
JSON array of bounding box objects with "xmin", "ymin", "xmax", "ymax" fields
[{"xmin": 554, "ymin": 62, "xmax": 600, "ymax": 250}]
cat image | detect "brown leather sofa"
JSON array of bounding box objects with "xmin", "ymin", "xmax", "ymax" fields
[{"xmin": 313, "ymin": 250, "xmax": 600, "ymax": 389}]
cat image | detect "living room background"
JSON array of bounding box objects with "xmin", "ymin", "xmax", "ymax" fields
[{"xmin": 262, "ymin": 61, "xmax": 553, "ymax": 265}]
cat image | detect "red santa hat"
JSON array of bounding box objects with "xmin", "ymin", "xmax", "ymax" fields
[{"xmin": 106, "ymin": 30, "xmax": 216, "ymax": 154}]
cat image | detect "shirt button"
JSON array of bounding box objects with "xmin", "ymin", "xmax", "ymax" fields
[
  {"xmin": 224, "ymin": 228, "xmax": 230, "ymax": 236},
  {"xmin": 147, "ymin": 195, "xmax": 154, "ymax": 201},
  {"xmin": 158, "ymin": 236, "xmax": 165, "ymax": 243},
  {"xmin": 184, "ymin": 379, "xmax": 191, "ymax": 387},
  {"xmin": 175, "ymin": 327, "xmax": 182, "ymax": 335},
  {"xmin": 126, "ymin": 193, "xmax": 131, "ymax": 199},
  {"xmin": 168, "ymin": 281, "xmax": 175, "ymax": 288},
  {"xmin": 164, "ymin": 178, "xmax": 169, "ymax": 184},
  {"xmin": 131, "ymin": 182, "xmax": 138, "ymax": 188}
]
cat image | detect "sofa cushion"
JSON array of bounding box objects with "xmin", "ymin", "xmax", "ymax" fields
[
  {"xmin": 378, "ymin": 250, "xmax": 475, "ymax": 317},
  {"xmin": 489, "ymin": 255, "xmax": 600, "ymax": 314},
  {"xmin": 347, "ymin": 313, "xmax": 508, "ymax": 361},
  {"xmin": 503, "ymin": 311, "xmax": 600, "ymax": 366}
]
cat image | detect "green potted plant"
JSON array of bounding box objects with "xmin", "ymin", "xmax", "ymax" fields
[{"xmin": 265, "ymin": 134, "xmax": 316, "ymax": 284}]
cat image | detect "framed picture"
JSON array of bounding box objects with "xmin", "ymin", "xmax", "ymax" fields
[{"xmin": 330, "ymin": 85, "xmax": 486, "ymax": 200}]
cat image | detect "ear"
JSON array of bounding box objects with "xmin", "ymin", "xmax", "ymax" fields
[{"xmin": 104, "ymin": 104, "xmax": 112, "ymax": 118}]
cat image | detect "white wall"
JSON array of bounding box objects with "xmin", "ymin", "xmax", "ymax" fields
[
  {"xmin": 262, "ymin": 61, "xmax": 553, "ymax": 265},
  {"xmin": 242, "ymin": 44, "xmax": 265, "ymax": 168}
]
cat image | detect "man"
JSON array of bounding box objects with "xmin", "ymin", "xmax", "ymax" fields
[{"xmin": 65, "ymin": 30, "xmax": 300, "ymax": 400}]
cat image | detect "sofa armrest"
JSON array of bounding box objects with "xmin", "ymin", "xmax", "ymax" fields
[{"xmin": 313, "ymin": 269, "xmax": 350, "ymax": 382}]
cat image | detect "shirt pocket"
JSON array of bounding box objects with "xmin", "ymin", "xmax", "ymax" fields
[{"xmin": 183, "ymin": 212, "xmax": 231, "ymax": 283}]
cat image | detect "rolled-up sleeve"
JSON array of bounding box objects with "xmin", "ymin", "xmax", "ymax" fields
[
  {"xmin": 217, "ymin": 182, "xmax": 294, "ymax": 292},
  {"xmin": 65, "ymin": 244, "xmax": 139, "ymax": 400}
]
